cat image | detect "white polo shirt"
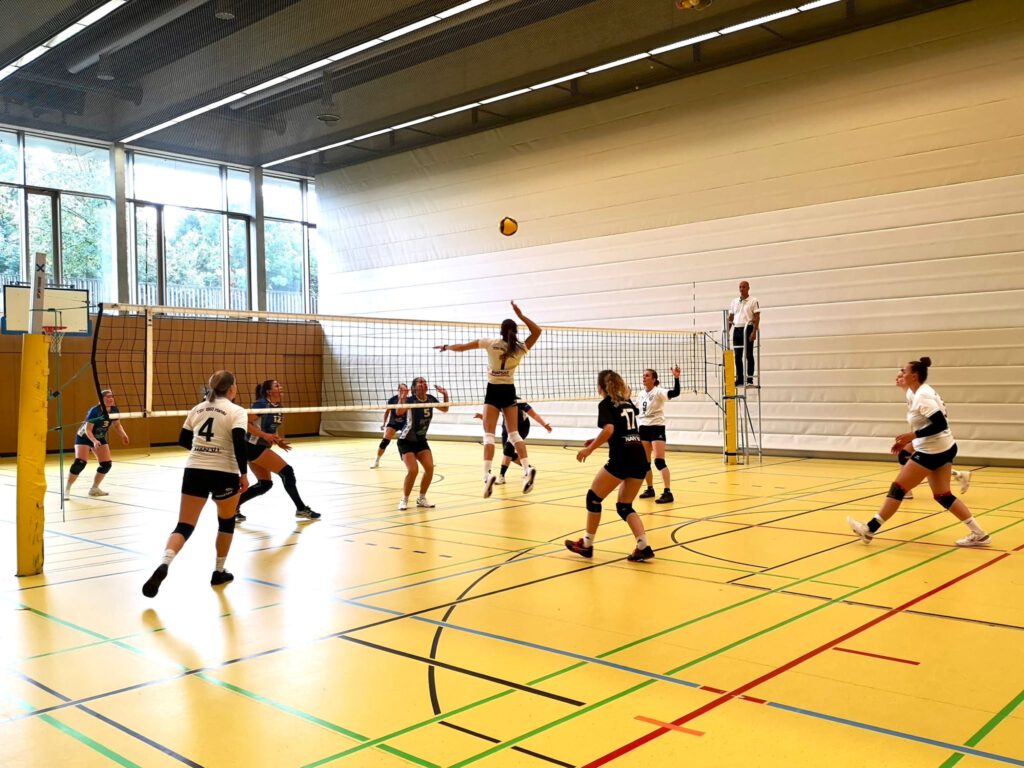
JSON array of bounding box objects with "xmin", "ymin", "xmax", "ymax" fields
[
  {"xmin": 729, "ymin": 296, "xmax": 760, "ymax": 328},
  {"xmin": 907, "ymin": 384, "xmax": 954, "ymax": 454}
]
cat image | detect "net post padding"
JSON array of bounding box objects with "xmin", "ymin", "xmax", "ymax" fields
[{"xmin": 92, "ymin": 303, "xmax": 716, "ymax": 419}]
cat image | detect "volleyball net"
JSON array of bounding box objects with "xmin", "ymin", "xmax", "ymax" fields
[{"xmin": 91, "ymin": 304, "xmax": 718, "ymax": 417}]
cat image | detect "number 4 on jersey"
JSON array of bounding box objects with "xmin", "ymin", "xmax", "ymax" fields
[{"xmin": 198, "ymin": 417, "xmax": 215, "ymax": 442}]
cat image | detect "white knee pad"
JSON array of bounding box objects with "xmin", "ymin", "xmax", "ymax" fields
[
  {"xmin": 483, "ymin": 432, "xmax": 496, "ymax": 446},
  {"xmin": 507, "ymin": 431, "xmax": 523, "ymax": 445}
]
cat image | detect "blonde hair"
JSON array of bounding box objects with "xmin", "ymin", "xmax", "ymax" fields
[
  {"xmin": 206, "ymin": 370, "xmax": 236, "ymax": 402},
  {"xmin": 598, "ymin": 369, "xmax": 631, "ymax": 405}
]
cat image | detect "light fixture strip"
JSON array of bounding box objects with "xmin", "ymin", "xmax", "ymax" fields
[{"xmin": 264, "ymin": 1, "xmax": 840, "ymax": 168}]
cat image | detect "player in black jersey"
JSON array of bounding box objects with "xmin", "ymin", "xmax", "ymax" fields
[
  {"xmin": 371, "ymin": 383, "xmax": 409, "ymax": 468},
  {"xmin": 565, "ymin": 370, "xmax": 655, "ymax": 562},
  {"xmin": 394, "ymin": 376, "xmax": 450, "ymax": 510}
]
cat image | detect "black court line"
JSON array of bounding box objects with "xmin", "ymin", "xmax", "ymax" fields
[{"xmin": 439, "ymin": 720, "xmax": 575, "ymax": 768}]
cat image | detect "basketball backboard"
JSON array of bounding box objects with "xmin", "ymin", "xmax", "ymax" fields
[{"xmin": 1, "ymin": 284, "xmax": 91, "ymax": 336}]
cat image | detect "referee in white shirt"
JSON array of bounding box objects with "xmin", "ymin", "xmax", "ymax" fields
[{"xmin": 727, "ymin": 280, "xmax": 760, "ymax": 386}]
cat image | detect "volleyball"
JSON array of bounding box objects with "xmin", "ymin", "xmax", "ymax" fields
[{"xmin": 499, "ymin": 216, "xmax": 518, "ymax": 236}]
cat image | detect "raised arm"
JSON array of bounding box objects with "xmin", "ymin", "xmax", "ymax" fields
[
  {"xmin": 435, "ymin": 340, "xmax": 480, "ymax": 353},
  {"xmin": 512, "ymin": 301, "xmax": 541, "ymax": 350},
  {"xmin": 666, "ymin": 366, "xmax": 682, "ymax": 399},
  {"xmin": 435, "ymin": 385, "xmax": 450, "ymax": 413}
]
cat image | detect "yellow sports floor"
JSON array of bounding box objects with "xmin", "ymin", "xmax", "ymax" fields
[{"xmin": 2, "ymin": 438, "xmax": 1023, "ymax": 768}]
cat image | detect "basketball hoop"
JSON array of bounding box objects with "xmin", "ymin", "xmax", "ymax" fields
[{"xmin": 42, "ymin": 325, "xmax": 66, "ymax": 354}]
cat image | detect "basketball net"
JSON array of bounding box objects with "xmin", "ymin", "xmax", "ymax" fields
[{"xmin": 42, "ymin": 325, "xmax": 66, "ymax": 355}]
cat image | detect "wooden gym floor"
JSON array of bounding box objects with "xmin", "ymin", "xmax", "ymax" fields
[{"xmin": 1, "ymin": 437, "xmax": 1023, "ymax": 767}]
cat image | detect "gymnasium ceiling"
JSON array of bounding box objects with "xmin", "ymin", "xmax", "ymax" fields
[{"xmin": 0, "ymin": 0, "xmax": 968, "ymax": 177}]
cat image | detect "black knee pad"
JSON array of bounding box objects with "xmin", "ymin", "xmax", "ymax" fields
[
  {"xmin": 897, "ymin": 450, "xmax": 912, "ymax": 466},
  {"xmin": 218, "ymin": 515, "xmax": 236, "ymax": 534},
  {"xmin": 70, "ymin": 458, "xmax": 87, "ymax": 475},
  {"xmin": 379, "ymin": 438, "xmax": 391, "ymax": 451},
  {"xmin": 935, "ymin": 493, "xmax": 956, "ymax": 510},
  {"xmin": 258, "ymin": 479, "xmax": 273, "ymax": 494},
  {"xmin": 887, "ymin": 482, "xmax": 906, "ymax": 501},
  {"xmin": 97, "ymin": 461, "xmax": 112, "ymax": 475},
  {"xmin": 585, "ymin": 489, "xmax": 603, "ymax": 513},
  {"xmin": 616, "ymin": 502, "xmax": 635, "ymax": 522},
  {"xmin": 172, "ymin": 522, "xmax": 195, "ymax": 541},
  {"xmin": 654, "ymin": 458, "xmax": 667, "ymax": 471}
]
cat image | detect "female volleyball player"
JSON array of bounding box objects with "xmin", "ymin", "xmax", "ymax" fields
[
  {"xmin": 235, "ymin": 379, "xmax": 319, "ymax": 522},
  {"xmin": 142, "ymin": 370, "xmax": 249, "ymax": 598},
  {"xmin": 64, "ymin": 389, "xmax": 129, "ymax": 499},
  {"xmin": 394, "ymin": 377, "xmax": 449, "ymax": 510},
  {"xmin": 636, "ymin": 366, "xmax": 681, "ymax": 504},
  {"xmin": 565, "ymin": 370, "xmax": 655, "ymax": 562},
  {"xmin": 371, "ymin": 382, "xmax": 409, "ymax": 468},
  {"xmin": 435, "ymin": 301, "xmax": 541, "ymax": 497},
  {"xmin": 847, "ymin": 357, "xmax": 989, "ymax": 547},
  {"xmin": 474, "ymin": 402, "xmax": 553, "ymax": 484}
]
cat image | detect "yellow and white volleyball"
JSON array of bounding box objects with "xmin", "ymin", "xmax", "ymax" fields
[{"xmin": 499, "ymin": 216, "xmax": 519, "ymax": 236}]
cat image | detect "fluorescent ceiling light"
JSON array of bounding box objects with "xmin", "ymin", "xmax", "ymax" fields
[
  {"xmin": 391, "ymin": 116, "xmax": 435, "ymax": 130},
  {"xmin": 586, "ymin": 53, "xmax": 650, "ymax": 74},
  {"xmin": 530, "ymin": 71, "xmax": 587, "ymax": 90},
  {"xmin": 719, "ymin": 8, "xmax": 799, "ymax": 35},
  {"xmin": 438, "ymin": 0, "xmax": 490, "ymax": 18},
  {"xmin": 648, "ymin": 32, "xmax": 720, "ymax": 56},
  {"xmin": 122, "ymin": 94, "xmax": 244, "ymax": 143},
  {"xmin": 479, "ymin": 88, "xmax": 532, "ymax": 104},
  {"xmin": 0, "ymin": 0, "xmax": 125, "ymax": 85},
  {"xmin": 350, "ymin": 128, "xmax": 392, "ymax": 141},
  {"xmin": 433, "ymin": 103, "xmax": 479, "ymax": 117},
  {"xmin": 328, "ymin": 39, "xmax": 385, "ymax": 62},
  {"xmin": 799, "ymin": 0, "xmax": 843, "ymax": 9},
  {"xmin": 381, "ymin": 16, "xmax": 441, "ymax": 41}
]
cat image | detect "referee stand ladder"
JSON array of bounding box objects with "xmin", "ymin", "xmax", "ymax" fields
[{"xmin": 721, "ymin": 312, "xmax": 762, "ymax": 465}]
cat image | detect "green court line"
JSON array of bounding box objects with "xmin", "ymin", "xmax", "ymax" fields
[{"xmin": 938, "ymin": 687, "xmax": 1024, "ymax": 768}]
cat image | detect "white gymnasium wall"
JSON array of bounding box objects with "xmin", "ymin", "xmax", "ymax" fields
[{"xmin": 315, "ymin": 0, "xmax": 1024, "ymax": 462}]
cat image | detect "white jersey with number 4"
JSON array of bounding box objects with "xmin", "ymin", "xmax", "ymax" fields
[{"xmin": 182, "ymin": 397, "xmax": 248, "ymax": 474}]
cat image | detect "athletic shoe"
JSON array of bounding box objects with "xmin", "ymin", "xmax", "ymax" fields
[
  {"xmin": 904, "ymin": 490, "xmax": 914, "ymax": 500},
  {"xmin": 296, "ymin": 507, "xmax": 321, "ymax": 519},
  {"xmin": 638, "ymin": 487, "xmax": 656, "ymax": 499},
  {"xmin": 398, "ymin": 498, "xmax": 409, "ymax": 511},
  {"xmin": 483, "ymin": 475, "xmax": 497, "ymax": 498},
  {"xmin": 210, "ymin": 569, "xmax": 234, "ymax": 586},
  {"xmin": 655, "ymin": 491, "xmax": 674, "ymax": 504},
  {"xmin": 522, "ymin": 467, "xmax": 537, "ymax": 494},
  {"xmin": 88, "ymin": 487, "xmax": 109, "ymax": 497},
  {"xmin": 627, "ymin": 545, "xmax": 656, "ymax": 562},
  {"xmin": 955, "ymin": 531, "xmax": 991, "ymax": 547},
  {"xmin": 234, "ymin": 511, "xmax": 246, "ymax": 523},
  {"xmin": 63, "ymin": 492, "xmax": 71, "ymax": 501},
  {"xmin": 564, "ymin": 538, "xmax": 593, "ymax": 558},
  {"xmin": 416, "ymin": 496, "xmax": 435, "ymax": 508},
  {"xmin": 956, "ymin": 470, "xmax": 972, "ymax": 495},
  {"xmin": 494, "ymin": 475, "xmax": 506, "ymax": 485},
  {"xmin": 846, "ymin": 516, "xmax": 873, "ymax": 543},
  {"xmin": 370, "ymin": 459, "xmax": 380, "ymax": 469},
  {"xmin": 141, "ymin": 564, "xmax": 168, "ymax": 598}
]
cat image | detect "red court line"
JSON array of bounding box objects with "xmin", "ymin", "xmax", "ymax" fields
[
  {"xmin": 634, "ymin": 716, "xmax": 704, "ymax": 737},
  {"xmin": 583, "ymin": 544, "xmax": 1021, "ymax": 767},
  {"xmin": 833, "ymin": 647, "xmax": 920, "ymax": 666}
]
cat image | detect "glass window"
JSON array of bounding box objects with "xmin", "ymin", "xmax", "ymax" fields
[
  {"xmin": 263, "ymin": 175, "xmax": 302, "ymax": 220},
  {"xmin": 0, "ymin": 131, "xmax": 19, "ymax": 185},
  {"xmin": 61, "ymin": 194, "xmax": 115, "ymax": 304},
  {"xmin": 264, "ymin": 220, "xmax": 303, "ymax": 313},
  {"xmin": 308, "ymin": 227, "xmax": 319, "ymax": 315},
  {"xmin": 307, "ymin": 182, "xmax": 318, "ymax": 223},
  {"xmin": 25, "ymin": 136, "xmax": 111, "ymax": 196},
  {"xmin": 164, "ymin": 207, "xmax": 224, "ymax": 309},
  {"xmin": 227, "ymin": 217, "xmax": 249, "ymax": 310},
  {"xmin": 134, "ymin": 154, "xmax": 221, "ymax": 210},
  {"xmin": 27, "ymin": 193, "xmax": 55, "ymax": 284},
  {"xmin": 227, "ymin": 168, "xmax": 251, "ymax": 214},
  {"xmin": 0, "ymin": 186, "xmax": 21, "ymax": 282},
  {"xmin": 134, "ymin": 205, "xmax": 159, "ymax": 305}
]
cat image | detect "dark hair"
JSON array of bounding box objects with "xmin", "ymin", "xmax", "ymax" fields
[
  {"xmin": 255, "ymin": 379, "xmax": 275, "ymax": 400},
  {"xmin": 645, "ymin": 369, "xmax": 659, "ymax": 386},
  {"xmin": 598, "ymin": 369, "xmax": 630, "ymax": 405},
  {"xmin": 499, "ymin": 318, "xmax": 524, "ymax": 367},
  {"xmin": 908, "ymin": 357, "xmax": 932, "ymax": 383},
  {"xmin": 207, "ymin": 370, "xmax": 236, "ymax": 402},
  {"xmin": 411, "ymin": 376, "xmax": 426, "ymax": 388}
]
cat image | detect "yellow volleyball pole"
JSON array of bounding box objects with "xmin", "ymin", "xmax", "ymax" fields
[{"xmin": 723, "ymin": 349, "xmax": 738, "ymax": 465}]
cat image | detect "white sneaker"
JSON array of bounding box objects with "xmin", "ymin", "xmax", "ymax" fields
[
  {"xmin": 483, "ymin": 475, "xmax": 497, "ymax": 498},
  {"xmin": 846, "ymin": 516, "xmax": 873, "ymax": 543},
  {"xmin": 416, "ymin": 496, "xmax": 435, "ymax": 508},
  {"xmin": 955, "ymin": 471, "xmax": 972, "ymax": 495},
  {"xmin": 398, "ymin": 498, "xmax": 408, "ymax": 511},
  {"xmin": 904, "ymin": 490, "xmax": 913, "ymax": 500},
  {"xmin": 955, "ymin": 530, "xmax": 990, "ymax": 547},
  {"xmin": 493, "ymin": 475, "xmax": 506, "ymax": 485},
  {"xmin": 88, "ymin": 487, "xmax": 109, "ymax": 497},
  {"xmin": 522, "ymin": 467, "xmax": 537, "ymax": 494},
  {"xmin": 370, "ymin": 459, "xmax": 379, "ymax": 469}
]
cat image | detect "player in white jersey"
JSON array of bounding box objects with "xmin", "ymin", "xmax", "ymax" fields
[
  {"xmin": 436, "ymin": 301, "xmax": 542, "ymax": 497},
  {"xmin": 894, "ymin": 374, "xmax": 970, "ymax": 499},
  {"xmin": 636, "ymin": 366, "xmax": 681, "ymax": 504},
  {"xmin": 847, "ymin": 357, "xmax": 990, "ymax": 548},
  {"xmin": 142, "ymin": 370, "xmax": 250, "ymax": 598}
]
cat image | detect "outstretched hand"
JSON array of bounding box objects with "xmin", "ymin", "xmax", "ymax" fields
[
  {"xmin": 672, "ymin": 365, "xmax": 681, "ymax": 378},
  {"xmin": 511, "ymin": 300, "xmax": 524, "ymax": 318}
]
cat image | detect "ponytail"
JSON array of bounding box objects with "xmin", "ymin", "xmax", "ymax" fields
[
  {"xmin": 207, "ymin": 370, "xmax": 235, "ymax": 402},
  {"xmin": 255, "ymin": 379, "xmax": 274, "ymax": 400},
  {"xmin": 499, "ymin": 318, "xmax": 524, "ymax": 367},
  {"xmin": 908, "ymin": 357, "xmax": 932, "ymax": 383}
]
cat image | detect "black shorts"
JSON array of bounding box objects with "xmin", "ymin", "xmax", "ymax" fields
[
  {"xmin": 75, "ymin": 434, "xmax": 108, "ymax": 448},
  {"xmin": 386, "ymin": 419, "xmax": 405, "ymax": 432},
  {"xmin": 638, "ymin": 425, "xmax": 666, "ymax": 443},
  {"xmin": 246, "ymin": 442, "xmax": 268, "ymax": 462},
  {"xmin": 604, "ymin": 448, "xmax": 651, "ymax": 481},
  {"xmin": 397, "ymin": 439, "xmax": 430, "ymax": 456},
  {"xmin": 181, "ymin": 468, "xmax": 241, "ymax": 500},
  {"xmin": 485, "ymin": 383, "xmax": 518, "ymax": 409},
  {"xmin": 910, "ymin": 444, "xmax": 957, "ymax": 472}
]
